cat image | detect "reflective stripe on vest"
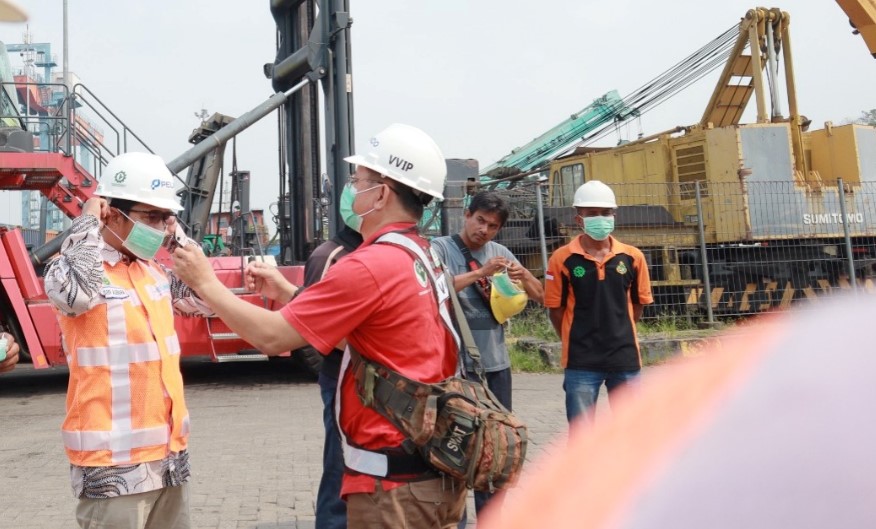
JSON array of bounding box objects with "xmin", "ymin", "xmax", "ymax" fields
[
  {"xmin": 336, "ymin": 347, "xmax": 390, "ymax": 477},
  {"xmin": 58, "ymin": 260, "xmax": 189, "ymax": 466}
]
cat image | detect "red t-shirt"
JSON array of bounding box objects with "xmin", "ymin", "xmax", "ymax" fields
[{"xmin": 281, "ymin": 222, "xmax": 458, "ymax": 496}]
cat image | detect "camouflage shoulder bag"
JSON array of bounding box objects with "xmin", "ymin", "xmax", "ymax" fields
[{"xmin": 352, "ymin": 233, "xmax": 528, "ymax": 491}]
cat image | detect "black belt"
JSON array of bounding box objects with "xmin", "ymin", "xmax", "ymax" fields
[
  {"xmin": 385, "ymin": 449, "xmax": 434, "ymax": 479},
  {"xmin": 346, "ymin": 446, "xmax": 436, "ymax": 481}
]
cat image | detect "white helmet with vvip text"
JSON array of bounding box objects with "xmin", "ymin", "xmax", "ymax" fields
[
  {"xmin": 95, "ymin": 152, "xmax": 183, "ymax": 211},
  {"xmin": 573, "ymin": 180, "xmax": 617, "ymax": 209},
  {"xmin": 345, "ymin": 123, "xmax": 447, "ymax": 201}
]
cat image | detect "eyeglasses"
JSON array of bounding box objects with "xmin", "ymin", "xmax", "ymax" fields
[
  {"xmin": 347, "ymin": 176, "xmax": 402, "ymax": 197},
  {"xmin": 348, "ymin": 175, "xmax": 384, "ymax": 187},
  {"xmin": 127, "ymin": 209, "xmax": 175, "ymax": 225}
]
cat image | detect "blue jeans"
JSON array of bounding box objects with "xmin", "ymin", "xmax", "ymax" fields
[
  {"xmin": 315, "ymin": 372, "xmax": 347, "ymax": 529},
  {"xmin": 459, "ymin": 367, "xmax": 512, "ymax": 529},
  {"xmin": 563, "ymin": 368, "xmax": 641, "ymax": 425}
]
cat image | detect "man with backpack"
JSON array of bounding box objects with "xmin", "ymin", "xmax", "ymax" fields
[{"xmin": 172, "ymin": 123, "xmax": 468, "ymax": 528}]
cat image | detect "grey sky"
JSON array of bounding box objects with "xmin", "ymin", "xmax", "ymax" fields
[{"xmin": 1, "ymin": 1, "xmax": 874, "ymax": 231}]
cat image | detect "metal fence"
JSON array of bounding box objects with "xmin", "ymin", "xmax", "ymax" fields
[{"xmin": 432, "ymin": 178, "xmax": 876, "ymax": 322}]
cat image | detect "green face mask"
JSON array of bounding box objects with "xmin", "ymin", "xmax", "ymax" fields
[
  {"xmin": 582, "ymin": 215, "xmax": 614, "ymax": 241},
  {"xmin": 118, "ymin": 210, "xmax": 166, "ymax": 260},
  {"xmin": 339, "ymin": 182, "xmax": 380, "ymax": 232}
]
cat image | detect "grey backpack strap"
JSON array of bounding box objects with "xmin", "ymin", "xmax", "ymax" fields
[
  {"xmin": 375, "ymin": 232, "xmax": 462, "ymax": 354},
  {"xmin": 443, "ymin": 268, "xmax": 484, "ymax": 379},
  {"xmin": 376, "ymin": 231, "xmax": 484, "ymax": 378}
]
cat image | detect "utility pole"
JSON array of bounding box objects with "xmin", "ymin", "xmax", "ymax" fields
[{"xmin": 61, "ymin": 0, "xmax": 71, "ymax": 229}]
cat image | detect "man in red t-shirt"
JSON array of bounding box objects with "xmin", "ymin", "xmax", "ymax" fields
[{"xmin": 172, "ymin": 123, "xmax": 467, "ymax": 528}]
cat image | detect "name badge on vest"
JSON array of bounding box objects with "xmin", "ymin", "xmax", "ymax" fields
[
  {"xmin": 100, "ymin": 286, "xmax": 129, "ymax": 300},
  {"xmin": 434, "ymin": 271, "xmax": 450, "ymax": 304}
]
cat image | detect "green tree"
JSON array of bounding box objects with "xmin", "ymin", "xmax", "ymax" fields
[{"xmin": 856, "ymin": 109, "xmax": 876, "ymax": 126}]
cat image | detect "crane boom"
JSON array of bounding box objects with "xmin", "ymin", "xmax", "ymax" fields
[
  {"xmin": 480, "ymin": 90, "xmax": 628, "ymax": 179},
  {"xmin": 836, "ymin": 0, "xmax": 876, "ymax": 57}
]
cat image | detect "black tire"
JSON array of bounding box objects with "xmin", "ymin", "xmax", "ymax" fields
[{"xmin": 292, "ymin": 346, "xmax": 323, "ymax": 378}]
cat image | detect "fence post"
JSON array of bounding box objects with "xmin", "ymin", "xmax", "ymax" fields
[
  {"xmin": 534, "ymin": 175, "xmax": 550, "ymax": 279},
  {"xmin": 534, "ymin": 175, "xmax": 552, "ymax": 322},
  {"xmin": 695, "ymin": 181, "xmax": 715, "ymax": 324},
  {"xmin": 838, "ymin": 177, "xmax": 858, "ymax": 292}
]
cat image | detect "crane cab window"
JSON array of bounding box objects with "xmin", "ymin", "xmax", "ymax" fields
[{"xmin": 552, "ymin": 163, "xmax": 584, "ymax": 206}]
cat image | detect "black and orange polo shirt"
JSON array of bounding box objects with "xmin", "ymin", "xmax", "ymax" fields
[{"xmin": 545, "ymin": 235, "xmax": 653, "ymax": 371}]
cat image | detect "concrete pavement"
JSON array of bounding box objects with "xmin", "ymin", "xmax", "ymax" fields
[{"xmin": 0, "ymin": 359, "xmax": 580, "ymax": 529}]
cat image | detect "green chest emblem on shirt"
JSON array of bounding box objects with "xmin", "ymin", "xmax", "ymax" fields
[
  {"xmin": 616, "ymin": 261, "xmax": 628, "ymax": 275},
  {"xmin": 414, "ymin": 260, "xmax": 429, "ymax": 288},
  {"xmin": 573, "ymin": 266, "xmax": 586, "ymax": 278}
]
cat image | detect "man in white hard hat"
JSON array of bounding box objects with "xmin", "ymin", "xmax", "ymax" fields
[
  {"xmin": 431, "ymin": 190, "xmax": 543, "ymax": 526},
  {"xmin": 172, "ymin": 123, "xmax": 468, "ymax": 528},
  {"xmin": 544, "ymin": 180, "xmax": 653, "ymax": 427},
  {"xmin": 44, "ymin": 152, "xmax": 213, "ymax": 529}
]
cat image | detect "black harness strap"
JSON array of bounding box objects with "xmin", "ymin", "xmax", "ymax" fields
[{"xmin": 450, "ymin": 234, "xmax": 499, "ymax": 325}]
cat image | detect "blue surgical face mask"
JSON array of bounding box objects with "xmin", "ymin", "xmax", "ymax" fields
[
  {"xmin": 339, "ymin": 182, "xmax": 381, "ymax": 232},
  {"xmin": 580, "ymin": 215, "xmax": 614, "ymax": 241}
]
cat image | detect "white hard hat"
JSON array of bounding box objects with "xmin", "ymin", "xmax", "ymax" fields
[
  {"xmin": 95, "ymin": 152, "xmax": 183, "ymax": 211},
  {"xmin": 573, "ymin": 180, "xmax": 617, "ymax": 208},
  {"xmin": 345, "ymin": 123, "xmax": 447, "ymax": 201},
  {"xmin": 0, "ymin": 0, "xmax": 26, "ymax": 22}
]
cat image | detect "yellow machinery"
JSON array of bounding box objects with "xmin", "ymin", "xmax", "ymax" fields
[
  {"xmin": 545, "ymin": 8, "xmax": 876, "ymax": 315},
  {"xmin": 836, "ymin": 0, "xmax": 876, "ymax": 57}
]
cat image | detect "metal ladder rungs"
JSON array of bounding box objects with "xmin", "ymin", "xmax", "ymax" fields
[
  {"xmin": 215, "ymin": 353, "xmax": 269, "ymax": 363},
  {"xmin": 210, "ymin": 332, "xmax": 241, "ymax": 341}
]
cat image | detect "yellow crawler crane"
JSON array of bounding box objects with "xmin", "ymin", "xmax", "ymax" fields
[{"xmin": 545, "ymin": 7, "xmax": 876, "ymax": 316}]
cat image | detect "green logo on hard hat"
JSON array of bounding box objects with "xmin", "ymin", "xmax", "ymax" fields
[
  {"xmin": 113, "ymin": 171, "xmax": 126, "ymax": 184},
  {"xmin": 616, "ymin": 261, "xmax": 627, "ymax": 275},
  {"xmin": 573, "ymin": 266, "xmax": 585, "ymax": 278}
]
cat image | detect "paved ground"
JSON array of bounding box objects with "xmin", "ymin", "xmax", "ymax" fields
[{"xmin": 0, "ymin": 358, "xmax": 590, "ymax": 529}]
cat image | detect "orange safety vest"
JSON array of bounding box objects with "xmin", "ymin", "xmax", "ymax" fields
[{"xmin": 57, "ymin": 259, "xmax": 190, "ymax": 466}]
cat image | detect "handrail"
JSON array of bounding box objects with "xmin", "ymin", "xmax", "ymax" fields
[
  {"xmin": 71, "ymin": 83, "xmax": 154, "ymax": 154},
  {"xmin": 0, "ymin": 81, "xmax": 71, "ymax": 153}
]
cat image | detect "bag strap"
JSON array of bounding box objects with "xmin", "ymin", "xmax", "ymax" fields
[
  {"xmin": 320, "ymin": 244, "xmax": 346, "ymax": 278},
  {"xmin": 376, "ymin": 232, "xmax": 463, "ymax": 362},
  {"xmin": 376, "ymin": 231, "xmax": 483, "ymax": 377},
  {"xmin": 337, "ymin": 346, "xmax": 432, "ymax": 478},
  {"xmin": 443, "ymin": 268, "xmax": 484, "ymax": 379},
  {"xmin": 451, "ymin": 233, "xmax": 493, "ymax": 306}
]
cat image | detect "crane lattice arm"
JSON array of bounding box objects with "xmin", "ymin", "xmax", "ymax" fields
[
  {"xmin": 480, "ymin": 90, "xmax": 629, "ymax": 179},
  {"xmin": 836, "ymin": 0, "xmax": 876, "ymax": 57}
]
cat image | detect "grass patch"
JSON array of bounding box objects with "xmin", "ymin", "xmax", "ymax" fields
[
  {"xmin": 506, "ymin": 309, "xmax": 556, "ymax": 341},
  {"xmin": 509, "ymin": 344, "xmax": 557, "ymax": 373},
  {"xmin": 637, "ymin": 315, "xmax": 700, "ymax": 337},
  {"xmin": 503, "ymin": 310, "xmax": 712, "ymax": 373},
  {"xmin": 506, "ymin": 310, "xmax": 559, "ymax": 373}
]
